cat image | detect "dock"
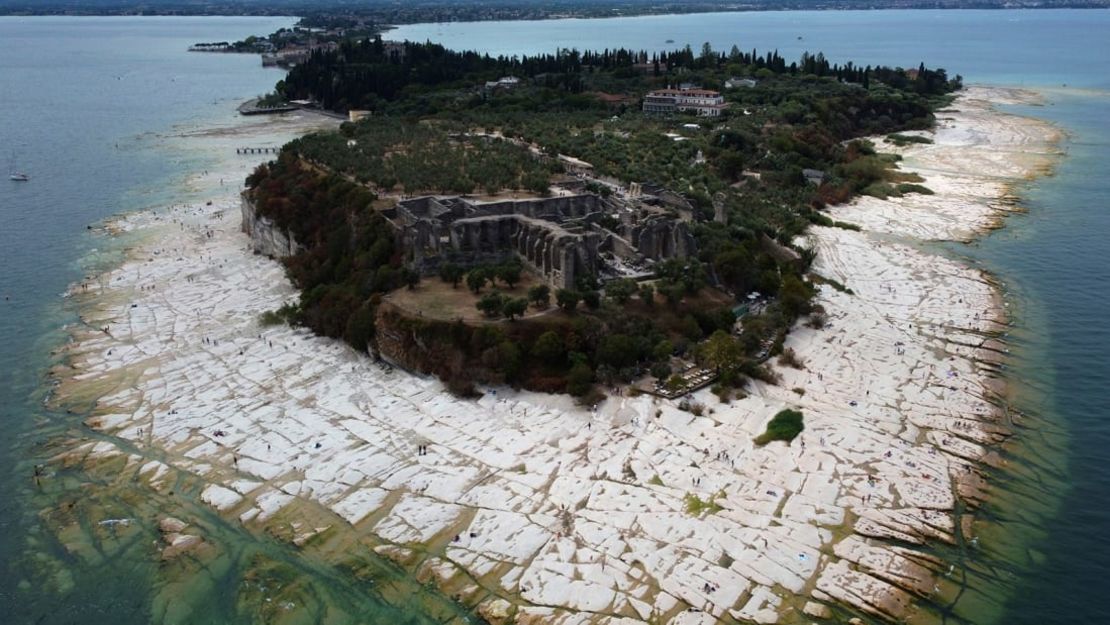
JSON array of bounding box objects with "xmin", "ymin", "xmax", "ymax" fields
[
  {"xmin": 237, "ymin": 98, "xmax": 298, "ymax": 116},
  {"xmin": 236, "ymin": 147, "xmax": 280, "ymax": 155}
]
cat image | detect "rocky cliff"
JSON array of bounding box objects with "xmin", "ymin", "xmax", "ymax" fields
[{"xmin": 240, "ymin": 193, "xmax": 303, "ymax": 259}]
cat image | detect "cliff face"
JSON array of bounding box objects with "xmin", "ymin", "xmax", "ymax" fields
[
  {"xmin": 240, "ymin": 194, "xmax": 303, "ymax": 259},
  {"xmin": 374, "ymin": 303, "xmax": 484, "ymax": 384}
]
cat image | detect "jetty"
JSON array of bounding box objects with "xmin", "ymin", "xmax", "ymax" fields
[
  {"xmin": 236, "ymin": 147, "xmax": 280, "ymax": 155},
  {"xmin": 237, "ymin": 98, "xmax": 298, "ymax": 116}
]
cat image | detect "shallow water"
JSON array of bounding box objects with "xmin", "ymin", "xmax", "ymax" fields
[{"xmin": 0, "ymin": 16, "xmax": 474, "ymax": 625}]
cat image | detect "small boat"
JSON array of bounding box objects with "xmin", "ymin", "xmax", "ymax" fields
[
  {"xmin": 665, "ymin": 39, "xmax": 674, "ymax": 44},
  {"xmin": 8, "ymin": 152, "xmax": 28, "ymax": 181}
]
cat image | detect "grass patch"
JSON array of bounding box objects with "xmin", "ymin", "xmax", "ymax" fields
[
  {"xmin": 259, "ymin": 302, "xmax": 300, "ymax": 326},
  {"xmin": 810, "ymin": 274, "xmax": 854, "ymax": 295},
  {"xmin": 896, "ymin": 183, "xmax": 934, "ymax": 195},
  {"xmin": 649, "ymin": 474, "xmax": 665, "ymax": 487},
  {"xmin": 862, "ymin": 182, "xmax": 898, "ymax": 199},
  {"xmin": 753, "ymin": 408, "xmax": 804, "ymax": 446},
  {"xmin": 684, "ymin": 492, "xmax": 723, "ymax": 516},
  {"xmin": 807, "ymin": 211, "xmax": 861, "ymax": 232},
  {"xmin": 886, "ymin": 133, "xmax": 934, "ymax": 146}
]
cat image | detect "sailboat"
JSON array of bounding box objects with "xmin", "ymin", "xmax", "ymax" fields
[{"xmin": 8, "ymin": 152, "xmax": 28, "ymax": 181}]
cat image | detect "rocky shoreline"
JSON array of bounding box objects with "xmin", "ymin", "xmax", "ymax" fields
[{"xmin": 45, "ymin": 85, "xmax": 1059, "ymax": 624}]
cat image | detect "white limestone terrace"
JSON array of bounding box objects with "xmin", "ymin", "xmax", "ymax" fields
[{"xmin": 53, "ymin": 86, "xmax": 1056, "ymax": 624}]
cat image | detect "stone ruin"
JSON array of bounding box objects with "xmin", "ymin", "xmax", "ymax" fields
[{"xmin": 384, "ymin": 193, "xmax": 697, "ymax": 289}]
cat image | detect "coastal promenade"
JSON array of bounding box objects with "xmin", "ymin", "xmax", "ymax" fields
[{"xmin": 51, "ymin": 87, "xmax": 1058, "ymax": 624}]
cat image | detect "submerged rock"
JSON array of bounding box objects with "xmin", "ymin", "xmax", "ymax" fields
[
  {"xmin": 478, "ymin": 598, "xmax": 513, "ymax": 625},
  {"xmin": 158, "ymin": 516, "xmax": 188, "ymax": 534},
  {"xmin": 161, "ymin": 533, "xmax": 204, "ymax": 560}
]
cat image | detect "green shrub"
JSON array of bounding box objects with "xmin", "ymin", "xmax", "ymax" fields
[
  {"xmin": 259, "ymin": 302, "xmax": 300, "ymax": 327},
  {"xmin": 754, "ymin": 408, "xmax": 804, "ymax": 446},
  {"xmin": 896, "ymin": 183, "xmax": 934, "ymax": 195},
  {"xmin": 885, "ymin": 133, "xmax": 933, "ymax": 146},
  {"xmin": 684, "ymin": 492, "xmax": 723, "ymax": 516}
]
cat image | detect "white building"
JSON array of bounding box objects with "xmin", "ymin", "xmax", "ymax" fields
[{"xmin": 642, "ymin": 87, "xmax": 727, "ymax": 117}]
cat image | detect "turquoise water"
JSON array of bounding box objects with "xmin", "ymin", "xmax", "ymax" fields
[
  {"xmin": 1, "ymin": 10, "xmax": 1108, "ymax": 625},
  {"xmin": 0, "ymin": 17, "xmax": 472, "ymax": 625}
]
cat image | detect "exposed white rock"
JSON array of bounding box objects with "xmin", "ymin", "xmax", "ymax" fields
[{"xmin": 57, "ymin": 87, "xmax": 1056, "ymax": 623}]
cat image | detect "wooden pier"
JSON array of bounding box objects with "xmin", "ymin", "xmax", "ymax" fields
[{"xmin": 236, "ymin": 147, "xmax": 280, "ymax": 155}]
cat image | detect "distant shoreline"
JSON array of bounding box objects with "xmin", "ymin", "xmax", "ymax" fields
[{"xmin": 4, "ymin": 5, "xmax": 1110, "ymax": 20}]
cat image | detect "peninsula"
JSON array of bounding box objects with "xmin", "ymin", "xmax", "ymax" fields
[
  {"xmin": 46, "ymin": 33, "xmax": 1060, "ymax": 625},
  {"xmin": 239, "ymin": 38, "xmax": 960, "ymax": 404}
]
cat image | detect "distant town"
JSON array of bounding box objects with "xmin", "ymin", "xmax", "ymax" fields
[{"xmin": 3, "ymin": 0, "xmax": 1110, "ymax": 18}]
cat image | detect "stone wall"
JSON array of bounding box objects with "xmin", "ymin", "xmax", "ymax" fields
[
  {"xmin": 391, "ymin": 193, "xmax": 694, "ymax": 289},
  {"xmin": 447, "ymin": 215, "xmax": 599, "ymax": 290}
]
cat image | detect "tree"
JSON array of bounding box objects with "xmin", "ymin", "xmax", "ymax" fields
[
  {"xmin": 639, "ymin": 283, "xmax": 655, "ymax": 307},
  {"xmin": 597, "ymin": 334, "xmax": 637, "ymax": 369},
  {"xmin": 532, "ymin": 330, "xmax": 564, "ymax": 365},
  {"xmin": 467, "ymin": 268, "xmax": 488, "ymax": 294},
  {"xmin": 701, "ymin": 330, "xmax": 743, "ymax": 376},
  {"xmin": 439, "ymin": 262, "xmax": 464, "ymax": 288},
  {"xmin": 680, "ymin": 314, "xmax": 704, "ymax": 341},
  {"xmin": 650, "ymin": 361, "xmax": 672, "ymax": 381},
  {"xmin": 528, "ymin": 284, "xmax": 551, "ymax": 308},
  {"xmin": 779, "ymin": 274, "xmax": 814, "ymax": 318},
  {"xmin": 575, "ymin": 272, "xmax": 599, "ymax": 292},
  {"xmin": 653, "ymin": 339, "xmax": 674, "ymax": 362},
  {"xmin": 496, "ymin": 262, "xmax": 522, "ymax": 288},
  {"xmin": 660, "ymin": 281, "xmax": 685, "ymax": 308},
  {"xmin": 700, "ymin": 42, "xmax": 716, "ymax": 67},
  {"xmin": 343, "ymin": 303, "xmax": 376, "ymax": 352},
  {"xmin": 404, "ymin": 268, "xmax": 420, "ymax": 290},
  {"xmin": 476, "ymin": 292, "xmax": 505, "ymax": 317},
  {"xmin": 556, "ymin": 288, "xmax": 581, "ymax": 313},
  {"xmin": 582, "ymin": 290, "xmax": 601, "ymax": 310},
  {"xmin": 714, "ymin": 247, "xmax": 755, "ymax": 295},
  {"xmin": 605, "ymin": 278, "xmax": 636, "ymax": 305},
  {"xmin": 566, "ymin": 361, "xmax": 594, "ymax": 396},
  {"xmin": 502, "ymin": 297, "xmax": 528, "ymax": 320}
]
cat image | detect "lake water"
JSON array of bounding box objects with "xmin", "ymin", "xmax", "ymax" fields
[
  {"xmin": 0, "ymin": 16, "xmax": 470, "ymax": 625},
  {"xmin": 1, "ymin": 10, "xmax": 1108, "ymax": 625}
]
